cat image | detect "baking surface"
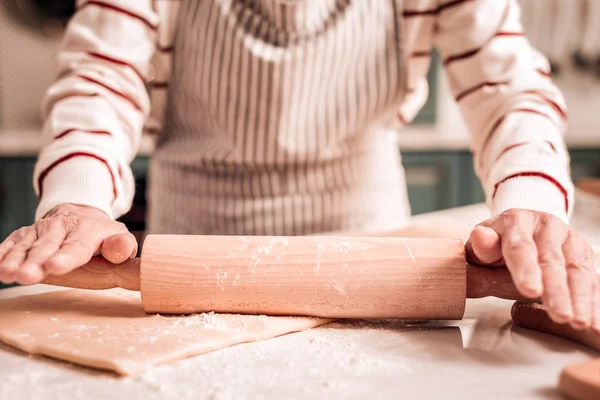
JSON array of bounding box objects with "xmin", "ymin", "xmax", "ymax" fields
[
  {"xmin": 1, "ymin": 203, "xmax": 599, "ymax": 399},
  {"xmin": 0, "ymin": 288, "xmax": 330, "ymax": 376},
  {"xmin": 0, "ymin": 285, "xmax": 597, "ymax": 400}
]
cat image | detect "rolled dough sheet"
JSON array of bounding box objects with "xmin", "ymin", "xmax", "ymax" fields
[{"xmin": 0, "ymin": 288, "xmax": 331, "ymax": 376}]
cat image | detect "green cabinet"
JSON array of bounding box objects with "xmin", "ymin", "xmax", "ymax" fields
[
  {"xmin": 402, "ymin": 148, "xmax": 600, "ymax": 216},
  {"xmin": 412, "ymin": 52, "xmax": 439, "ymax": 125},
  {"xmin": 401, "ymin": 150, "xmax": 485, "ymax": 215},
  {"xmin": 0, "ymin": 157, "xmax": 36, "ymax": 241},
  {"xmin": 0, "ymin": 148, "xmax": 598, "ymax": 289},
  {"xmin": 0, "ymin": 157, "xmax": 37, "ymax": 289},
  {"xmin": 401, "ymin": 152, "xmax": 462, "ymax": 214},
  {"xmin": 0, "ymin": 149, "xmax": 597, "ymax": 233},
  {"xmin": 569, "ymin": 149, "xmax": 600, "ymax": 182}
]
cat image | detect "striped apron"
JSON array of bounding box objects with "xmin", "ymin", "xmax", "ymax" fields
[{"xmin": 147, "ymin": 0, "xmax": 412, "ymax": 235}]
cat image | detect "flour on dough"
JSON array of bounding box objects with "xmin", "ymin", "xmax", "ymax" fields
[{"xmin": 0, "ymin": 289, "xmax": 331, "ymax": 376}]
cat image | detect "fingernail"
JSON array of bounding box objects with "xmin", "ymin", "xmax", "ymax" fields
[
  {"xmin": 571, "ymin": 319, "xmax": 589, "ymax": 330},
  {"xmin": 520, "ymin": 274, "xmax": 541, "ymax": 295},
  {"xmin": 548, "ymin": 300, "xmax": 572, "ymax": 321},
  {"xmin": 1, "ymin": 263, "xmax": 18, "ymax": 273},
  {"xmin": 520, "ymin": 270, "xmax": 538, "ymax": 285},
  {"xmin": 518, "ymin": 270, "xmax": 528, "ymax": 284},
  {"xmin": 17, "ymin": 263, "xmax": 41, "ymax": 284},
  {"xmin": 19, "ymin": 262, "xmax": 35, "ymax": 273}
]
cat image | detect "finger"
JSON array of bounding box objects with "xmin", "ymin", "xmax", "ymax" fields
[
  {"xmin": 0, "ymin": 236, "xmax": 19, "ymax": 282},
  {"xmin": 44, "ymin": 231, "xmax": 100, "ymax": 276},
  {"xmin": 466, "ymin": 225, "xmax": 503, "ymax": 266},
  {"xmin": 17, "ymin": 221, "xmax": 68, "ymax": 285},
  {"xmin": 0, "ymin": 228, "xmax": 38, "ymax": 283},
  {"xmin": 497, "ymin": 212, "xmax": 542, "ymax": 298},
  {"xmin": 562, "ymin": 234, "xmax": 594, "ymax": 330},
  {"xmin": 0, "ymin": 226, "xmax": 30, "ymax": 263},
  {"xmin": 534, "ymin": 217, "xmax": 572, "ymax": 324},
  {"xmin": 101, "ymin": 232, "xmax": 138, "ymax": 264}
]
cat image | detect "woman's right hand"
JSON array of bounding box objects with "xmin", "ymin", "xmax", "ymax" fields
[{"xmin": 0, "ymin": 203, "xmax": 138, "ymax": 285}]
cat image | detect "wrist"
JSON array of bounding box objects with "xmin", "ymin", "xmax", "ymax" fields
[
  {"xmin": 43, "ymin": 203, "xmax": 111, "ymax": 220},
  {"xmin": 491, "ymin": 175, "xmax": 569, "ymax": 224}
]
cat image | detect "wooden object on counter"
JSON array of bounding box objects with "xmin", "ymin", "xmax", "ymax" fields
[
  {"xmin": 42, "ymin": 234, "xmax": 525, "ymax": 319},
  {"xmin": 576, "ymin": 177, "xmax": 600, "ymax": 198},
  {"xmin": 511, "ymin": 301, "xmax": 600, "ymax": 400},
  {"xmin": 140, "ymin": 235, "xmax": 468, "ymax": 319}
]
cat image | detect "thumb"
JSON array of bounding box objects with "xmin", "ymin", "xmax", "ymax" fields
[
  {"xmin": 465, "ymin": 225, "xmax": 504, "ymax": 266},
  {"xmin": 100, "ymin": 231, "xmax": 138, "ymax": 264}
]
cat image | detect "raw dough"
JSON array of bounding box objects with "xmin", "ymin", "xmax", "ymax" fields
[{"xmin": 0, "ymin": 288, "xmax": 331, "ymax": 376}]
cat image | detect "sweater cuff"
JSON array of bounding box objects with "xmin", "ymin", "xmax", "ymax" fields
[
  {"xmin": 35, "ymin": 157, "xmax": 115, "ymax": 221},
  {"xmin": 491, "ymin": 176, "xmax": 568, "ymax": 224}
]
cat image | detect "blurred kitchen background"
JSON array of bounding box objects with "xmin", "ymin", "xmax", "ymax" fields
[{"xmin": 0, "ymin": 0, "xmax": 599, "ymax": 244}]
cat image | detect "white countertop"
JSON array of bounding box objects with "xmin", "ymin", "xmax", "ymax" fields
[
  {"xmin": 1, "ymin": 202, "xmax": 600, "ymax": 399},
  {"xmin": 1, "ymin": 125, "xmax": 599, "ymax": 156},
  {"xmin": 0, "ymin": 129, "xmax": 157, "ymax": 156}
]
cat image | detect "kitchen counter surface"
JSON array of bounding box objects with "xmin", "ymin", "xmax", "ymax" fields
[
  {"xmin": 1, "ymin": 203, "xmax": 599, "ymax": 399},
  {"xmin": 0, "ymin": 129, "xmax": 157, "ymax": 156},
  {"xmin": 2, "ymin": 126, "xmax": 600, "ymax": 155}
]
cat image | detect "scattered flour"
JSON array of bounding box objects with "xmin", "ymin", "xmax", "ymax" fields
[
  {"xmin": 0, "ymin": 318, "xmax": 430, "ymax": 400},
  {"xmin": 402, "ymin": 238, "xmax": 416, "ymax": 263},
  {"xmin": 331, "ymin": 281, "xmax": 347, "ymax": 296},
  {"xmin": 215, "ymin": 270, "xmax": 228, "ymax": 291}
]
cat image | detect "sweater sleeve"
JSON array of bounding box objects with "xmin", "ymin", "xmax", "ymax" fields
[
  {"xmin": 33, "ymin": 0, "xmax": 158, "ymax": 220},
  {"xmin": 433, "ymin": 0, "xmax": 572, "ymax": 223}
]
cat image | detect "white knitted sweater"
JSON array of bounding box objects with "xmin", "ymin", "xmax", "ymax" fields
[{"xmin": 33, "ymin": 0, "xmax": 572, "ymax": 235}]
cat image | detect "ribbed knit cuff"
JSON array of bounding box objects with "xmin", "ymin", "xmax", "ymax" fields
[
  {"xmin": 35, "ymin": 157, "xmax": 115, "ymax": 221},
  {"xmin": 491, "ymin": 176, "xmax": 568, "ymax": 224}
]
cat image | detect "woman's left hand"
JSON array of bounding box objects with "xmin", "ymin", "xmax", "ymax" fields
[{"xmin": 465, "ymin": 208, "xmax": 599, "ymax": 333}]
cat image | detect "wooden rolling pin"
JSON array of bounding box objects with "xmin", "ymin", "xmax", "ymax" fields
[
  {"xmin": 512, "ymin": 301, "xmax": 600, "ymax": 400},
  {"xmin": 41, "ymin": 234, "xmax": 525, "ymax": 320}
]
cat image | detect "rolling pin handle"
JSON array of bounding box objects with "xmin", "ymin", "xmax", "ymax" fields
[
  {"xmin": 466, "ymin": 263, "xmax": 530, "ymax": 301},
  {"xmin": 41, "ymin": 256, "xmax": 141, "ymax": 291}
]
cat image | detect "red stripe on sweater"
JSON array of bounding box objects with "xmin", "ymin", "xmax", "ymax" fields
[
  {"xmin": 410, "ymin": 51, "xmax": 432, "ymax": 58},
  {"xmin": 496, "ymin": 141, "xmax": 558, "ymax": 160},
  {"xmin": 54, "ymin": 128, "xmax": 112, "ymax": 140},
  {"xmin": 37, "ymin": 152, "xmax": 117, "ymax": 203},
  {"xmin": 444, "ymin": 32, "xmax": 524, "ymax": 66},
  {"xmin": 156, "ymin": 45, "xmax": 174, "ymax": 52},
  {"xmin": 77, "ymin": 74, "xmax": 142, "ymax": 112},
  {"xmin": 496, "ymin": 142, "xmax": 529, "ymax": 159},
  {"xmin": 47, "ymin": 93, "xmax": 100, "ymax": 114},
  {"xmin": 403, "ymin": 8, "xmax": 436, "ymax": 17},
  {"xmin": 537, "ymin": 68, "xmax": 552, "ymax": 78},
  {"xmin": 495, "ymin": 32, "xmax": 525, "ymax": 37},
  {"xmin": 397, "ymin": 112, "xmax": 407, "ymax": 125},
  {"xmin": 79, "ymin": 1, "xmax": 157, "ymax": 30},
  {"xmin": 150, "ymin": 81, "xmax": 169, "ymax": 89},
  {"xmin": 404, "ymin": 0, "xmax": 473, "ymax": 17},
  {"xmin": 492, "ymin": 172, "xmax": 569, "ymax": 212},
  {"xmin": 455, "ymin": 81, "xmax": 509, "ymax": 102},
  {"xmin": 523, "ymin": 90, "xmax": 567, "ymax": 120},
  {"xmin": 481, "ymin": 108, "xmax": 553, "ymax": 158},
  {"xmin": 87, "ymin": 51, "xmax": 146, "ymax": 82},
  {"xmin": 54, "ymin": 93, "xmax": 99, "ymax": 103}
]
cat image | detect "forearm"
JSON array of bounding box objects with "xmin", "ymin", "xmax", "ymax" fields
[
  {"xmin": 433, "ymin": 0, "xmax": 572, "ymax": 221},
  {"xmin": 34, "ymin": 0, "xmax": 157, "ymax": 221}
]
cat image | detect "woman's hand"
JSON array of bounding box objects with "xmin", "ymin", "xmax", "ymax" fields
[
  {"xmin": 0, "ymin": 203, "xmax": 137, "ymax": 285},
  {"xmin": 466, "ymin": 208, "xmax": 599, "ymax": 333}
]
